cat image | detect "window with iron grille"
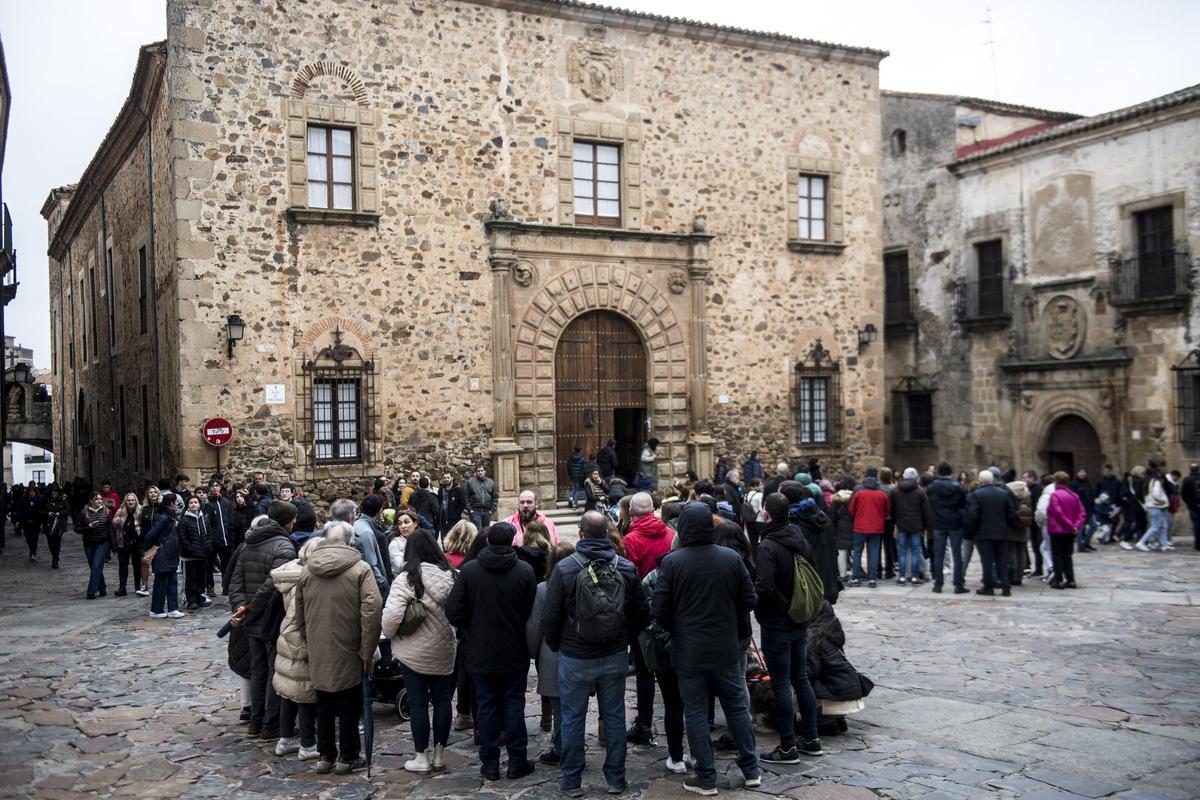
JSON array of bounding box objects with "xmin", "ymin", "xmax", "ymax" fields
[
  {"xmin": 885, "ymin": 250, "xmax": 912, "ymax": 326},
  {"xmin": 306, "ymin": 125, "xmax": 355, "ymax": 211},
  {"xmin": 301, "ymin": 329, "xmax": 377, "ymax": 466},
  {"xmin": 1174, "ymin": 350, "xmax": 1200, "ymax": 449},
  {"xmin": 1135, "ymin": 205, "xmax": 1175, "ymax": 299},
  {"xmin": 572, "ymin": 141, "xmax": 621, "ymax": 227},
  {"xmin": 892, "ymin": 379, "xmax": 935, "ymax": 446},
  {"xmin": 793, "ymin": 340, "xmax": 842, "ymax": 447},
  {"xmin": 797, "ymin": 174, "xmax": 828, "ymax": 241},
  {"xmin": 974, "ymin": 239, "xmax": 1005, "ymax": 316}
]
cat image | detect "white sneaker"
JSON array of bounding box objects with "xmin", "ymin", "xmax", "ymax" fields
[
  {"xmin": 298, "ymin": 744, "xmax": 320, "ymax": 761},
  {"xmin": 166, "ymin": 610, "xmax": 186, "ymax": 618},
  {"xmin": 1120, "ymin": 541, "xmax": 1133, "ymax": 550},
  {"xmin": 135, "ymin": 587, "xmax": 150, "ymax": 597},
  {"xmin": 275, "ymin": 737, "xmax": 300, "ymax": 756},
  {"xmin": 149, "ymin": 611, "xmax": 167, "ymax": 619},
  {"xmin": 1135, "ymin": 543, "xmax": 1150, "ymax": 552},
  {"xmin": 1163, "ymin": 544, "xmax": 1176, "ymax": 551},
  {"xmin": 666, "ymin": 757, "xmax": 687, "ymax": 774},
  {"xmin": 431, "ymin": 744, "xmax": 446, "ymax": 771},
  {"xmin": 745, "ymin": 775, "xmax": 762, "ymax": 788},
  {"xmin": 405, "ymin": 750, "xmax": 432, "ymax": 773}
]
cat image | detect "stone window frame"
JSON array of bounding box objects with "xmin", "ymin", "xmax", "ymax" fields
[
  {"xmin": 1117, "ymin": 191, "xmax": 1186, "ymax": 255},
  {"xmin": 285, "ymin": 98, "xmax": 380, "ymax": 226},
  {"xmin": 891, "ymin": 376, "xmax": 936, "ymax": 447},
  {"xmin": 1173, "ymin": 349, "xmax": 1200, "ymax": 452},
  {"xmin": 791, "ymin": 339, "xmax": 843, "ymax": 449},
  {"xmin": 557, "ymin": 117, "xmax": 642, "ymax": 229},
  {"xmin": 298, "ymin": 329, "xmax": 378, "ymax": 467},
  {"xmin": 787, "ymin": 155, "xmax": 845, "ymax": 254}
]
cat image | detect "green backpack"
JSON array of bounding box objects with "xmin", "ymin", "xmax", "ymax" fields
[{"xmin": 786, "ymin": 554, "xmax": 824, "ymax": 624}]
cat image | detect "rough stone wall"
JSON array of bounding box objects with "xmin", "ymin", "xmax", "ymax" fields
[{"xmin": 158, "ymin": 0, "xmax": 883, "ymax": 499}]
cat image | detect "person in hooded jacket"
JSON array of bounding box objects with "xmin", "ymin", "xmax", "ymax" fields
[
  {"xmin": 792, "ymin": 473, "xmax": 828, "ymax": 514},
  {"xmin": 268, "ymin": 537, "xmax": 321, "ymax": 761},
  {"xmin": 144, "ymin": 493, "xmax": 185, "ymax": 618},
  {"xmin": 1005, "ymin": 480, "xmax": 1033, "ymax": 585},
  {"xmin": 41, "ymin": 485, "xmax": 72, "ymax": 571},
  {"xmin": 927, "ymin": 463, "xmax": 967, "ymax": 594},
  {"xmin": 964, "ymin": 471, "xmax": 1018, "ymax": 596},
  {"xmin": 829, "ymin": 478, "xmax": 855, "ymax": 580},
  {"xmin": 204, "ymin": 480, "xmax": 235, "ymax": 597},
  {"xmin": 653, "ymin": 502, "xmax": 760, "ymax": 796},
  {"xmin": 229, "ymin": 490, "xmax": 255, "ymax": 550},
  {"xmin": 77, "ymin": 492, "xmax": 115, "ymax": 600},
  {"xmin": 754, "ymin": 492, "xmax": 824, "ymax": 763},
  {"xmin": 889, "ymin": 468, "xmax": 931, "ymax": 586},
  {"xmin": 179, "ymin": 496, "xmax": 213, "ymax": 609},
  {"xmin": 847, "ymin": 468, "xmax": 889, "ymax": 588},
  {"xmin": 806, "ymin": 602, "xmax": 867, "ymax": 735},
  {"xmin": 229, "ymin": 501, "xmax": 299, "ymax": 738},
  {"xmin": 779, "ymin": 482, "xmax": 839, "ymax": 605},
  {"xmin": 543, "ymin": 511, "xmax": 648, "ymax": 797},
  {"xmin": 445, "ymin": 522, "xmax": 537, "ymax": 782}
]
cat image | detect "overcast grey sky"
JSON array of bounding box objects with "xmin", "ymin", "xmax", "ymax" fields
[{"xmin": 2, "ymin": 0, "xmax": 1198, "ymax": 367}]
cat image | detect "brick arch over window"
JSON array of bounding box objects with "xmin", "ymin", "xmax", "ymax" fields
[
  {"xmin": 511, "ymin": 264, "xmax": 689, "ymax": 500},
  {"xmin": 290, "ymin": 62, "xmax": 370, "ymax": 107},
  {"xmin": 297, "ymin": 316, "xmax": 374, "ymax": 353}
]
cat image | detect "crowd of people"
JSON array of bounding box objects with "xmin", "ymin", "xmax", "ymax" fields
[{"xmin": 2, "ymin": 450, "xmax": 1191, "ymax": 793}]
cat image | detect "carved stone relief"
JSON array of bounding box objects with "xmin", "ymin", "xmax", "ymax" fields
[
  {"xmin": 568, "ymin": 26, "xmax": 624, "ymax": 101},
  {"xmin": 1043, "ymin": 295, "xmax": 1085, "ymax": 360}
]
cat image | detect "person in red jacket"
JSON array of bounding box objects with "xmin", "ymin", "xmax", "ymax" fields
[
  {"xmin": 621, "ymin": 491, "xmax": 674, "ymax": 745},
  {"xmin": 848, "ymin": 467, "xmax": 890, "ymax": 588}
]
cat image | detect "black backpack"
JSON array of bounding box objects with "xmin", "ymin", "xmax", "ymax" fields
[{"xmin": 571, "ymin": 554, "xmax": 626, "ymax": 644}]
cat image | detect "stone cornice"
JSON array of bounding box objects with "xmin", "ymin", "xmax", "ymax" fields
[
  {"xmin": 484, "ymin": 219, "xmax": 714, "ymax": 247},
  {"xmin": 1000, "ymin": 352, "xmax": 1132, "ymax": 374},
  {"xmin": 46, "ymin": 42, "xmax": 166, "ymax": 262},
  {"xmin": 468, "ymin": 0, "xmax": 887, "ymax": 65}
]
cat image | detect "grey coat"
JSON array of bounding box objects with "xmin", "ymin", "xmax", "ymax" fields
[{"xmin": 525, "ymin": 581, "xmax": 559, "ymax": 697}]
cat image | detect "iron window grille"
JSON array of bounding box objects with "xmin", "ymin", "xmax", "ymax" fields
[
  {"xmin": 1173, "ymin": 349, "xmax": 1200, "ymax": 449},
  {"xmin": 885, "ymin": 251, "xmax": 916, "ymax": 328},
  {"xmin": 572, "ymin": 141, "xmax": 621, "ymax": 227},
  {"xmin": 793, "ymin": 339, "xmax": 843, "ymax": 448},
  {"xmin": 892, "ymin": 376, "xmax": 936, "ymax": 447},
  {"xmin": 300, "ymin": 328, "xmax": 377, "ymax": 465}
]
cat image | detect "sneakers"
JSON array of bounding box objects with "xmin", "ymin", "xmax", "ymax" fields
[
  {"xmin": 314, "ymin": 760, "xmax": 335, "ymax": 774},
  {"xmin": 1163, "ymin": 544, "xmax": 1176, "ymax": 551},
  {"xmin": 334, "ymin": 757, "xmax": 366, "ymax": 774},
  {"xmin": 405, "ymin": 750, "xmax": 432, "ymax": 773},
  {"xmin": 896, "ymin": 577, "xmax": 907, "ymax": 585},
  {"xmin": 800, "ymin": 737, "xmax": 824, "ymax": 756},
  {"xmin": 867, "ymin": 580, "xmax": 877, "ymax": 588},
  {"xmin": 910, "ymin": 578, "xmax": 923, "ymax": 586},
  {"xmin": 627, "ymin": 722, "xmax": 657, "ymax": 746},
  {"xmin": 1120, "ymin": 541, "xmax": 1134, "ymax": 550},
  {"xmin": 711, "ymin": 733, "xmax": 737, "ymax": 752},
  {"xmin": 607, "ymin": 781, "xmax": 628, "ymax": 794},
  {"xmin": 683, "ymin": 780, "xmax": 718, "ymax": 796},
  {"xmin": 149, "ymin": 611, "xmax": 168, "ymax": 619},
  {"xmin": 744, "ymin": 775, "xmax": 762, "ymax": 788},
  {"xmin": 166, "ymin": 610, "xmax": 186, "ymax": 618},
  {"xmin": 539, "ymin": 748, "xmax": 561, "ymax": 765},
  {"xmin": 136, "ymin": 586, "xmax": 150, "ymax": 597},
  {"xmin": 665, "ymin": 754, "xmax": 697, "ymax": 773},
  {"xmin": 275, "ymin": 737, "xmax": 300, "ymax": 756},
  {"xmin": 1135, "ymin": 543, "xmax": 1151, "ymax": 552},
  {"xmin": 298, "ymin": 744, "xmax": 320, "ymax": 761},
  {"xmin": 847, "ymin": 578, "xmax": 861, "ymax": 587},
  {"xmin": 761, "ymin": 745, "xmax": 800, "ymax": 764}
]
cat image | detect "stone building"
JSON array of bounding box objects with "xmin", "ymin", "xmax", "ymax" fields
[
  {"xmin": 882, "ymin": 86, "xmax": 1200, "ymax": 474},
  {"xmin": 43, "ymin": 0, "xmax": 887, "ymax": 502}
]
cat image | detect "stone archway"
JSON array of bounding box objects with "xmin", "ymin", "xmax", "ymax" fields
[{"xmin": 1044, "ymin": 414, "xmax": 1104, "ymax": 476}]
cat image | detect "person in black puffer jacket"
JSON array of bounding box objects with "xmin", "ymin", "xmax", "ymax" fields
[
  {"xmin": 143, "ymin": 495, "xmax": 182, "ymax": 616},
  {"xmin": 806, "ymin": 601, "xmax": 869, "ymax": 735},
  {"xmin": 888, "ymin": 469, "xmax": 932, "ymax": 585},
  {"xmin": 780, "ymin": 481, "xmax": 841, "ymax": 606},
  {"xmin": 445, "ymin": 522, "xmax": 537, "ymax": 781},
  {"xmin": 829, "ymin": 479, "xmax": 855, "ymax": 580},
  {"xmin": 179, "ymin": 496, "xmax": 213, "ymax": 609},
  {"xmin": 926, "ymin": 463, "xmax": 967, "ymax": 593},
  {"xmin": 76, "ymin": 493, "xmax": 116, "ymax": 600},
  {"xmin": 229, "ymin": 501, "xmax": 298, "ymax": 737}
]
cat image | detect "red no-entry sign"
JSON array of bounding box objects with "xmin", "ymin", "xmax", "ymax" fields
[{"xmin": 202, "ymin": 418, "xmax": 234, "ymax": 447}]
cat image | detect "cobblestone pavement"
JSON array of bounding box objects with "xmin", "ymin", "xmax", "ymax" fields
[{"xmin": 0, "ymin": 524, "xmax": 1198, "ymax": 799}]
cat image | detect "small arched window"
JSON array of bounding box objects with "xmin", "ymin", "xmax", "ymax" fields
[{"xmin": 890, "ymin": 128, "xmax": 907, "ymax": 157}]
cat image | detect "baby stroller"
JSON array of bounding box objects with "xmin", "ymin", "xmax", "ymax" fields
[{"xmin": 370, "ymin": 636, "xmax": 411, "ymax": 722}]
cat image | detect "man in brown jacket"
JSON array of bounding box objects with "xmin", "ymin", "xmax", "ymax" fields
[{"xmin": 295, "ymin": 521, "xmax": 382, "ymax": 774}]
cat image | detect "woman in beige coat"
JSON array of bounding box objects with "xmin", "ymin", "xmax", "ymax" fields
[
  {"xmin": 381, "ymin": 530, "xmax": 457, "ymax": 774},
  {"xmin": 271, "ymin": 538, "xmax": 320, "ymax": 760}
]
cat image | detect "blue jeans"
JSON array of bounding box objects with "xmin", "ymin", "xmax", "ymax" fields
[
  {"xmin": 932, "ymin": 529, "xmax": 964, "ymax": 588},
  {"xmin": 1139, "ymin": 508, "xmax": 1171, "ymax": 548},
  {"xmin": 569, "ymin": 478, "xmax": 583, "ymax": 507},
  {"xmin": 851, "ymin": 533, "xmax": 881, "ymax": 581},
  {"xmin": 472, "ymin": 670, "xmax": 528, "ymax": 772},
  {"xmin": 896, "ymin": 531, "xmax": 923, "ymax": 580},
  {"xmin": 469, "ymin": 511, "xmax": 492, "ymax": 535},
  {"xmin": 677, "ymin": 664, "xmax": 759, "ymax": 789},
  {"xmin": 151, "ymin": 570, "xmax": 179, "ymax": 613},
  {"xmin": 759, "ymin": 626, "xmax": 818, "ymax": 748},
  {"xmin": 558, "ymin": 651, "xmax": 627, "ymax": 790},
  {"xmin": 400, "ymin": 665, "xmax": 452, "ymax": 752},
  {"xmin": 1077, "ymin": 514, "xmax": 1099, "ymax": 550},
  {"xmin": 84, "ymin": 541, "xmax": 110, "ymax": 597}
]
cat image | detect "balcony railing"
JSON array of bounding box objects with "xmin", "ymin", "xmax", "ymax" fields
[
  {"xmin": 956, "ymin": 272, "xmax": 1012, "ymax": 329},
  {"xmin": 885, "ymin": 289, "xmax": 918, "ymax": 331},
  {"xmin": 24, "ymin": 453, "xmax": 52, "ymax": 464},
  {"xmin": 1109, "ymin": 249, "xmax": 1191, "ymax": 310}
]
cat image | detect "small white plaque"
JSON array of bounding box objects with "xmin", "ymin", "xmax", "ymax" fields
[
  {"xmin": 718, "ymin": 395, "xmax": 730, "ymax": 404},
  {"xmin": 265, "ymin": 384, "xmax": 286, "ymax": 404}
]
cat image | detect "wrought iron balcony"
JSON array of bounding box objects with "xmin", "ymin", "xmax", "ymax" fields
[
  {"xmin": 24, "ymin": 453, "xmax": 52, "ymax": 464},
  {"xmin": 956, "ymin": 272, "xmax": 1012, "ymax": 330},
  {"xmin": 1109, "ymin": 248, "xmax": 1191, "ymax": 311}
]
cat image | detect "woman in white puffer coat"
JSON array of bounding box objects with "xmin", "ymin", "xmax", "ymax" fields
[
  {"xmin": 381, "ymin": 529, "xmax": 457, "ymax": 774},
  {"xmin": 271, "ymin": 537, "xmax": 320, "ymax": 760}
]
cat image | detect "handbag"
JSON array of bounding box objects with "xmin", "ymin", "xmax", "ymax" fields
[{"xmin": 396, "ymin": 598, "xmax": 427, "ymax": 637}]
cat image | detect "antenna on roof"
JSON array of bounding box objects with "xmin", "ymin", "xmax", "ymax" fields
[{"xmin": 982, "ymin": 7, "xmax": 1001, "ymax": 99}]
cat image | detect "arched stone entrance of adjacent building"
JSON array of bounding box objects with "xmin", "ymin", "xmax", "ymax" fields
[
  {"xmin": 1045, "ymin": 414, "xmax": 1104, "ymax": 475},
  {"xmin": 554, "ymin": 310, "xmax": 648, "ymax": 492}
]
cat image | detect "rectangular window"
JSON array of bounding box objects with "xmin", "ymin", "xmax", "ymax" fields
[
  {"xmin": 32, "ymin": 470, "xmax": 45, "ymax": 483},
  {"xmin": 906, "ymin": 392, "xmax": 935, "ymax": 443},
  {"xmin": 119, "ymin": 385, "xmax": 127, "ymax": 460},
  {"xmin": 798, "ymin": 377, "xmax": 829, "ymax": 445},
  {"xmin": 884, "ymin": 251, "xmax": 912, "ymax": 325},
  {"xmin": 141, "ymin": 385, "xmax": 151, "ymax": 470},
  {"xmin": 80, "ymin": 278, "xmax": 87, "ymax": 363},
  {"xmin": 88, "ymin": 267, "xmax": 98, "ymax": 356},
  {"xmin": 797, "ymin": 175, "xmax": 827, "ymax": 241},
  {"xmin": 572, "ymin": 141, "xmax": 621, "ymax": 227},
  {"xmin": 306, "ymin": 125, "xmax": 355, "ymax": 210},
  {"xmin": 313, "ymin": 378, "xmax": 361, "ymax": 463},
  {"xmin": 1135, "ymin": 206, "xmax": 1175, "ymax": 298},
  {"xmin": 132, "ymin": 434, "xmax": 139, "ymax": 473},
  {"xmin": 105, "ymin": 246, "xmax": 116, "ymax": 346},
  {"xmin": 974, "ymin": 239, "xmax": 1005, "ymax": 316},
  {"xmin": 138, "ymin": 246, "xmax": 148, "ymax": 335}
]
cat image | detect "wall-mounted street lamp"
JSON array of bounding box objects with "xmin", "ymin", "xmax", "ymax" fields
[
  {"xmin": 226, "ymin": 314, "xmax": 245, "ymax": 358},
  {"xmin": 857, "ymin": 322, "xmax": 878, "ymax": 353},
  {"xmin": 10, "ymin": 362, "xmax": 30, "ymax": 384}
]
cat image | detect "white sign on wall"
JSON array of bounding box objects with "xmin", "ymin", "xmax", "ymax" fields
[{"xmin": 265, "ymin": 384, "xmax": 286, "ymax": 404}]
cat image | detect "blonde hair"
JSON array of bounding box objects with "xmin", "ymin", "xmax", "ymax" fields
[
  {"xmin": 444, "ymin": 520, "xmax": 478, "ymax": 556},
  {"xmin": 522, "ymin": 521, "xmax": 551, "ymax": 551}
]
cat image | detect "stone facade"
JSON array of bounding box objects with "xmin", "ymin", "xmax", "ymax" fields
[
  {"xmin": 882, "ymin": 87, "xmax": 1200, "ymax": 474},
  {"xmin": 44, "ymin": 0, "xmax": 886, "ymax": 501}
]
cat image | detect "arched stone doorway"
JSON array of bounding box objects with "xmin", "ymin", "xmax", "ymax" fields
[
  {"xmin": 554, "ymin": 310, "xmax": 648, "ymax": 493},
  {"xmin": 1045, "ymin": 414, "xmax": 1103, "ymax": 476}
]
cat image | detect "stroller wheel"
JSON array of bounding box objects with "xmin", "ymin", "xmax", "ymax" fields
[{"xmin": 395, "ymin": 687, "xmax": 411, "ymax": 722}]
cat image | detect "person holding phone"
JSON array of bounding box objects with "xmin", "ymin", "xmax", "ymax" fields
[{"xmin": 76, "ymin": 493, "xmax": 115, "ymax": 600}]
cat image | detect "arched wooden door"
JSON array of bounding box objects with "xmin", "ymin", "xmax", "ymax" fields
[
  {"xmin": 555, "ymin": 311, "xmax": 647, "ymax": 493},
  {"xmin": 1045, "ymin": 414, "xmax": 1103, "ymax": 476}
]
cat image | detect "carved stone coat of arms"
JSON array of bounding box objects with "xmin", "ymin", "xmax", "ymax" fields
[
  {"xmin": 568, "ymin": 27, "xmax": 624, "ymax": 101},
  {"xmin": 1044, "ymin": 296, "xmax": 1084, "ymax": 359}
]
